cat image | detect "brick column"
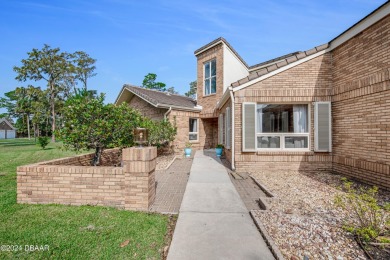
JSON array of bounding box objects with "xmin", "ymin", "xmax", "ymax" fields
[{"xmin": 122, "ymin": 147, "xmax": 157, "ymax": 211}]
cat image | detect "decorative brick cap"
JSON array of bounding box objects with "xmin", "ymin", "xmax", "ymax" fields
[{"xmin": 122, "ymin": 147, "xmax": 157, "ymax": 161}]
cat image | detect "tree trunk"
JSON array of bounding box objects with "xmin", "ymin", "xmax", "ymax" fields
[
  {"xmin": 50, "ymin": 88, "xmax": 56, "ymax": 142},
  {"xmin": 92, "ymin": 147, "xmax": 103, "ymax": 166},
  {"xmin": 27, "ymin": 114, "xmax": 30, "ymax": 140}
]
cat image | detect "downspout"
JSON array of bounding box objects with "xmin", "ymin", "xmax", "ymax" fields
[
  {"xmin": 229, "ymin": 88, "xmax": 236, "ymax": 171},
  {"xmin": 164, "ymin": 107, "xmax": 172, "ymax": 120}
]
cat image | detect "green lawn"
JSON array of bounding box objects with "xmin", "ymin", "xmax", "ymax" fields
[{"xmin": 0, "ymin": 139, "xmax": 169, "ymax": 259}]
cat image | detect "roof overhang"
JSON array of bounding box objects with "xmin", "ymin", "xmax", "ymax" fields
[
  {"xmin": 217, "ymin": 88, "xmax": 232, "ymax": 109},
  {"xmin": 115, "ymin": 86, "xmax": 202, "ymax": 113}
]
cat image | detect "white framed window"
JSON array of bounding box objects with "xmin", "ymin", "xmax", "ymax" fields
[
  {"xmin": 189, "ymin": 118, "xmax": 198, "ymax": 141},
  {"xmin": 256, "ymin": 104, "xmax": 310, "ymax": 151},
  {"xmin": 204, "ymin": 59, "xmax": 216, "ymax": 95}
]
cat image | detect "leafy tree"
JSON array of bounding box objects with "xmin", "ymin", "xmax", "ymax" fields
[
  {"xmin": 185, "ymin": 80, "xmax": 197, "ymax": 99},
  {"xmin": 13, "ymin": 45, "xmax": 97, "ymax": 142},
  {"xmin": 0, "ymin": 91, "xmax": 18, "ymax": 118},
  {"xmin": 72, "ymin": 51, "xmax": 97, "ymax": 90},
  {"xmin": 58, "ymin": 90, "xmax": 143, "ymax": 166},
  {"xmin": 14, "ymin": 44, "xmax": 75, "ymax": 142},
  {"xmin": 142, "ymin": 73, "xmax": 166, "ymax": 91},
  {"xmin": 141, "ymin": 118, "xmax": 177, "ymax": 148},
  {"xmin": 166, "ymin": 86, "xmax": 178, "ymax": 95}
]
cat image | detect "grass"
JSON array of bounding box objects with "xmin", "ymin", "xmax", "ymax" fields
[{"xmin": 0, "ymin": 138, "xmax": 169, "ymax": 259}]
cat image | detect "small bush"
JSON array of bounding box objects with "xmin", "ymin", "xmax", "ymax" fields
[
  {"xmin": 334, "ymin": 178, "xmax": 390, "ymax": 242},
  {"xmin": 37, "ymin": 136, "xmax": 50, "ymax": 150}
]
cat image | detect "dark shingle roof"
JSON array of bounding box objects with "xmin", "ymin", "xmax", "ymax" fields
[
  {"xmin": 124, "ymin": 85, "xmax": 198, "ymax": 109},
  {"xmin": 249, "ymin": 51, "xmax": 302, "ymax": 70},
  {"xmin": 231, "ymin": 43, "xmax": 329, "ymax": 88}
]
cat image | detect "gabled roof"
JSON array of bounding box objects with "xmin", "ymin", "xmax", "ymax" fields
[
  {"xmin": 0, "ymin": 118, "xmax": 16, "ymax": 130},
  {"xmin": 194, "ymin": 37, "xmax": 250, "ymax": 68},
  {"xmin": 115, "ymin": 84, "xmax": 201, "ymax": 112},
  {"xmin": 249, "ymin": 51, "xmax": 302, "ymax": 71},
  {"xmin": 231, "ymin": 43, "xmax": 329, "ymax": 88}
]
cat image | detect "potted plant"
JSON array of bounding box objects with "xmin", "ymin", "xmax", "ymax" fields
[
  {"xmin": 216, "ymin": 144, "xmax": 224, "ymax": 157},
  {"xmin": 184, "ymin": 142, "xmax": 192, "ymax": 158}
]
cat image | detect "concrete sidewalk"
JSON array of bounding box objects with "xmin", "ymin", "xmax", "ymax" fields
[{"xmin": 167, "ymin": 150, "xmax": 274, "ymax": 260}]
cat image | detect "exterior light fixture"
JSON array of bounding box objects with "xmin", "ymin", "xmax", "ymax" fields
[{"xmin": 134, "ymin": 127, "xmax": 148, "ymax": 147}]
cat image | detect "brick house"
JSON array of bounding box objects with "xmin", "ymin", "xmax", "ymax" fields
[{"xmin": 116, "ymin": 2, "xmax": 390, "ymax": 189}]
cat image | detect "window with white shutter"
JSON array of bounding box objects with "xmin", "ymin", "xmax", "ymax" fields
[
  {"xmin": 314, "ymin": 102, "xmax": 332, "ymax": 152},
  {"xmin": 242, "ymin": 103, "xmax": 256, "ymax": 152}
]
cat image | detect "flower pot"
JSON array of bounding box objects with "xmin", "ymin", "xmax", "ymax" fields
[
  {"xmin": 216, "ymin": 147, "xmax": 223, "ymax": 157},
  {"xmin": 184, "ymin": 148, "xmax": 192, "ymax": 157}
]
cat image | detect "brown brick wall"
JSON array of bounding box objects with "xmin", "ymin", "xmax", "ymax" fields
[
  {"xmin": 127, "ymin": 95, "xmax": 167, "ymax": 120},
  {"xmin": 196, "ymin": 43, "xmax": 224, "ymax": 118},
  {"xmin": 331, "ymin": 14, "xmax": 390, "ymax": 188},
  {"xmin": 42, "ymin": 149, "xmax": 121, "ymax": 166},
  {"xmin": 17, "ymin": 147, "xmax": 157, "ymax": 211},
  {"xmin": 233, "ymin": 53, "xmax": 333, "ymax": 172}
]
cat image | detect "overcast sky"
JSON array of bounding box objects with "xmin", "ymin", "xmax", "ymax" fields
[{"xmin": 0, "ymin": 0, "xmax": 387, "ymax": 111}]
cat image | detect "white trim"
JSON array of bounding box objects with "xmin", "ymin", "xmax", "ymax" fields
[
  {"xmin": 330, "ymin": 2, "xmax": 390, "ymax": 50},
  {"xmin": 256, "ymin": 134, "xmax": 310, "ymax": 151},
  {"xmin": 217, "ymin": 88, "xmax": 231, "ymax": 109},
  {"xmin": 314, "ymin": 102, "xmax": 332, "ymax": 152},
  {"xmin": 255, "ymin": 103, "xmax": 311, "ymax": 151},
  {"xmin": 194, "ymin": 40, "xmax": 223, "ymax": 56},
  {"xmin": 204, "ymin": 59, "xmax": 217, "ymax": 96},
  {"xmin": 229, "ymin": 90, "xmax": 235, "ymax": 170},
  {"xmin": 117, "ymin": 88, "xmax": 201, "ymax": 112},
  {"xmin": 189, "ymin": 118, "xmax": 199, "ymax": 142},
  {"xmin": 232, "ymin": 49, "xmax": 330, "ymax": 92}
]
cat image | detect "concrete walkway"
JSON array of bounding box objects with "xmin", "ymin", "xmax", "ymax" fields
[{"xmin": 167, "ymin": 150, "xmax": 274, "ymax": 260}]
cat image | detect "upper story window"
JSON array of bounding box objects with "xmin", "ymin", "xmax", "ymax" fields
[{"xmin": 204, "ymin": 59, "xmax": 216, "ymax": 95}]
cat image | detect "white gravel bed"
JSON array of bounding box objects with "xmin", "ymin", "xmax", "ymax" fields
[{"xmin": 250, "ymin": 170, "xmax": 369, "ymax": 259}]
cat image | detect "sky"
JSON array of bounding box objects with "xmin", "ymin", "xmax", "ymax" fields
[{"xmin": 0, "ymin": 0, "xmax": 387, "ymax": 112}]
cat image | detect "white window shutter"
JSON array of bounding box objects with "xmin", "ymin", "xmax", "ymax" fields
[
  {"xmin": 242, "ymin": 103, "xmax": 256, "ymax": 152},
  {"xmin": 218, "ymin": 114, "xmax": 223, "ymax": 144},
  {"xmin": 314, "ymin": 102, "xmax": 332, "ymax": 152},
  {"xmin": 225, "ymin": 107, "xmax": 231, "ymax": 149}
]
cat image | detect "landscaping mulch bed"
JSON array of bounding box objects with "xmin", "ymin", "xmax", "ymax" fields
[{"xmin": 250, "ymin": 170, "xmax": 390, "ymax": 260}]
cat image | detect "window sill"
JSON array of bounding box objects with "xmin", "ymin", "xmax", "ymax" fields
[
  {"xmin": 202, "ymin": 93, "xmax": 216, "ymax": 97},
  {"xmin": 255, "ymin": 150, "xmax": 314, "ymax": 155}
]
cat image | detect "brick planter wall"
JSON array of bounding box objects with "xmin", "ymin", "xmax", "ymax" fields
[{"xmin": 17, "ymin": 147, "xmax": 157, "ymax": 211}]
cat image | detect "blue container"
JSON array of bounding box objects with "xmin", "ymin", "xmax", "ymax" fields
[
  {"xmin": 184, "ymin": 148, "xmax": 192, "ymax": 157},
  {"xmin": 216, "ymin": 148, "xmax": 223, "ymax": 157}
]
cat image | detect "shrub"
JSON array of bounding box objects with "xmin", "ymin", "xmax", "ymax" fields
[
  {"xmin": 216, "ymin": 144, "xmax": 224, "ymax": 149},
  {"xmin": 334, "ymin": 178, "xmax": 390, "ymax": 242},
  {"xmin": 37, "ymin": 136, "xmax": 50, "ymax": 150},
  {"xmin": 141, "ymin": 118, "xmax": 177, "ymax": 148}
]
